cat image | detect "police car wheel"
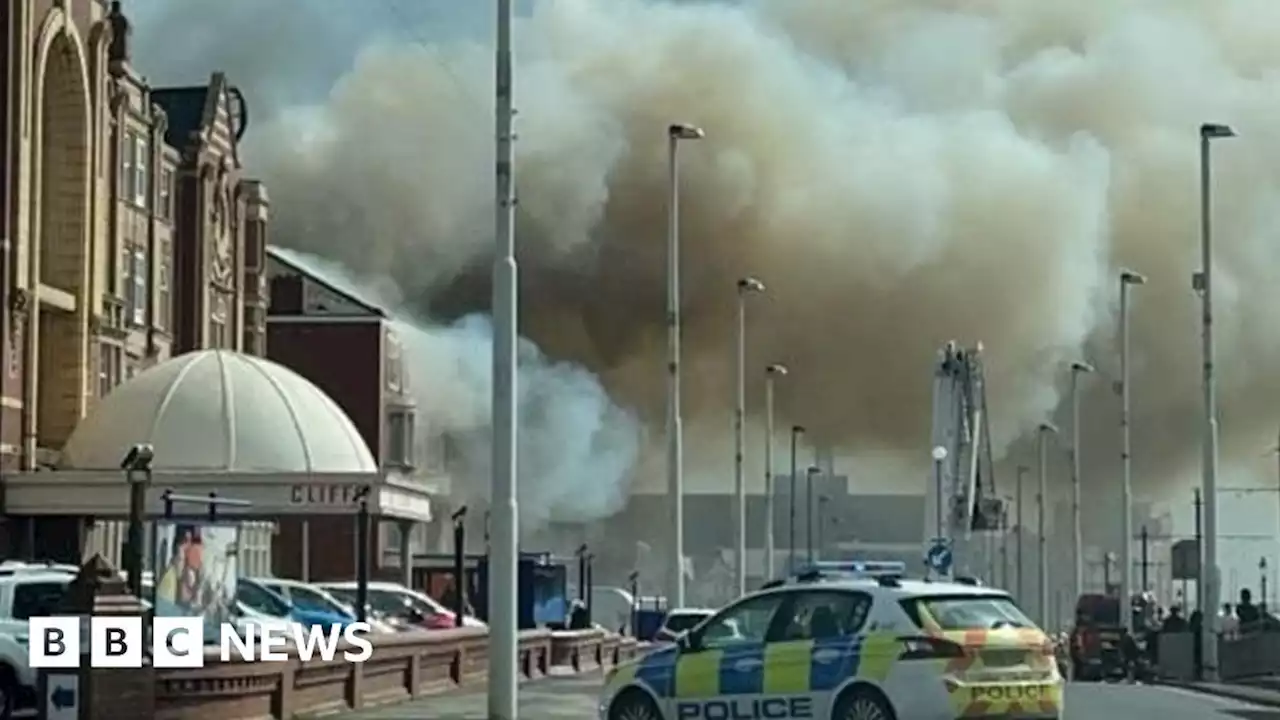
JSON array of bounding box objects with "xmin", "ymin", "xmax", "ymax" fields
[
  {"xmin": 609, "ymin": 689, "xmax": 661, "ymax": 720},
  {"xmin": 834, "ymin": 688, "xmax": 895, "ymax": 720}
]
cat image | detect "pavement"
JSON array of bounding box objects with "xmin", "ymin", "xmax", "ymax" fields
[
  {"xmin": 1163, "ymin": 676, "xmax": 1280, "ymax": 709},
  {"xmin": 321, "ymin": 676, "xmax": 1280, "ymax": 719},
  {"xmin": 322, "ymin": 671, "xmax": 606, "ymax": 719}
]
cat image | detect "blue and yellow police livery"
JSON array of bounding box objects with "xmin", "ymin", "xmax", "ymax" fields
[{"xmin": 599, "ymin": 571, "xmax": 1063, "ymax": 720}]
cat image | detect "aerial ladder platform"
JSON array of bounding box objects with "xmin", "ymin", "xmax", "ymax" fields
[{"xmin": 925, "ymin": 341, "xmax": 1005, "ymax": 580}]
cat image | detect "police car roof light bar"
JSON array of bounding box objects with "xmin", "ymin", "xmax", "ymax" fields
[{"xmin": 799, "ymin": 560, "xmax": 907, "ymax": 577}]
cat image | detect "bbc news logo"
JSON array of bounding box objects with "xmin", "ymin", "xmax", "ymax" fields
[{"xmin": 29, "ymin": 617, "xmax": 374, "ymax": 668}]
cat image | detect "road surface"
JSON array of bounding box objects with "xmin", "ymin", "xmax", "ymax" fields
[{"xmin": 329, "ymin": 676, "xmax": 1280, "ymax": 719}]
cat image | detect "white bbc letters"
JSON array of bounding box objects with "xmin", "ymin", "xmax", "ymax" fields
[
  {"xmin": 28, "ymin": 617, "xmax": 79, "ymax": 668},
  {"xmin": 90, "ymin": 616, "xmax": 143, "ymax": 668},
  {"xmin": 153, "ymin": 617, "xmax": 205, "ymax": 668}
]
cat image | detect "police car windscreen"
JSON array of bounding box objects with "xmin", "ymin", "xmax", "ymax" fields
[
  {"xmin": 902, "ymin": 594, "xmax": 1035, "ymax": 630},
  {"xmin": 664, "ymin": 612, "xmax": 710, "ymax": 633}
]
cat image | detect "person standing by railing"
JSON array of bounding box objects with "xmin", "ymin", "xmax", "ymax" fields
[{"xmin": 1220, "ymin": 603, "xmax": 1240, "ymax": 640}]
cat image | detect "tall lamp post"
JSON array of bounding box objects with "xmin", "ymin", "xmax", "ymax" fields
[
  {"xmin": 1038, "ymin": 422, "xmax": 1058, "ymax": 628},
  {"xmin": 1119, "ymin": 269, "xmax": 1146, "ymax": 633},
  {"xmin": 805, "ymin": 465, "xmax": 821, "ymax": 564},
  {"xmin": 1016, "ymin": 465, "xmax": 1028, "ymax": 603},
  {"xmin": 788, "ymin": 425, "xmax": 805, "ymax": 573},
  {"xmin": 931, "ymin": 446, "xmax": 948, "ymax": 541},
  {"xmin": 666, "ymin": 121, "xmax": 704, "ymax": 609},
  {"xmin": 1198, "ymin": 121, "xmax": 1235, "ymax": 681},
  {"xmin": 763, "ymin": 364, "xmax": 788, "ymax": 580},
  {"xmin": 491, "ymin": 1, "xmax": 520, "ymax": 715},
  {"xmin": 733, "ymin": 276, "xmax": 765, "ymax": 595},
  {"xmin": 1069, "ymin": 360, "xmax": 1093, "ymax": 605}
]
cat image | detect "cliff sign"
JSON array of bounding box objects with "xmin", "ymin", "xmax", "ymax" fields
[{"xmin": 289, "ymin": 484, "xmax": 365, "ymax": 507}]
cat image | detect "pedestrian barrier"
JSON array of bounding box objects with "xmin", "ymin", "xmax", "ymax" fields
[
  {"xmin": 147, "ymin": 627, "xmax": 639, "ymax": 720},
  {"xmin": 1155, "ymin": 630, "xmax": 1280, "ymax": 682}
]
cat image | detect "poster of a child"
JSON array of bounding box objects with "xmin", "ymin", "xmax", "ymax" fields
[{"xmin": 153, "ymin": 522, "xmax": 238, "ymax": 627}]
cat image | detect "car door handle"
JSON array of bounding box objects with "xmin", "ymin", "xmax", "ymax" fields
[
  {"xmin": 733, "ymin": 658, "xmax": 763, "ymax": 672},
  {"xmin": 813, "ymin": 649, "xmax": 842, "ymax": 664}
]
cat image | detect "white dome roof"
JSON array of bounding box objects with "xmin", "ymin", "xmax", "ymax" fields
[{"xmin": 61, "ymin": 350, "xmax": 377, "ymax": 473}]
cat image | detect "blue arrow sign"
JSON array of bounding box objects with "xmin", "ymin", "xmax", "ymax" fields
[
  {"xmin": 52, "ymin": 685, "xmax": 76, "ymax": 710},
  {"xmin": 925, "ymin": 538, "xmax": 953, "ymax": 574}
]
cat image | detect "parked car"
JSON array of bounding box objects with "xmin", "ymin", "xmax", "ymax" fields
[
  {"xmin": 319, "ymin": 582, "xmax": 485, "ymax": 630},
  {"xmin": 253, "ymin": 578, "xmax": 396, "ymax": 633},
  {"xmin": 237, "ymin": 578, "xmax": 352, "ymax": 632},
  {"xmin": 0, "ymin": 571, "xmax": 77, "ymax": 716},
  {"xmin": 654, "ymin": 608, "xmax": 715, "ymax": 643}
]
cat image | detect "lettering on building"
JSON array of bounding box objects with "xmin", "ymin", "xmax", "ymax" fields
[{"xmin": 289, "ymin": 484, "xmax": 364, "ymax": 507}]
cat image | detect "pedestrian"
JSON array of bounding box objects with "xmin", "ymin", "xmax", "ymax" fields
[
  {"xmin": 1236, "ymin": 588, "xmax": 1261, "ymax": 630},
  {"xmin": 1221, "ymin": 603, "xmax": 1239, "ymax": 639},
  {"xmin": 1190, "ymin": 609, "xmax": 1204, "ymax": 679}
]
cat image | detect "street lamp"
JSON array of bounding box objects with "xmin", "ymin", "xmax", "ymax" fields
[
  {"xmin": 491, "ymin": 2, "xmax": 520, "ymax": 714},
  {"xmin": 1069, "ymin": 360, "xmax": 1093, "ymax": 605},
  {"xmin": 763, "ymin": 363, "xmax": 788, "ymax": 580},
  {"xmin": 817, "ymin": 495, "xmax": 830, "ymax": 560},
  {"xmin": 121, "ymin": 443, "xmax": 155, "ymax": 599},
  {"xmin": 931, "ymin": 446, "xmax": 948, "ymax": 540},
  {"xmin": 1037, "ymin": 422, "xmax": 1058, "ymax": 628},
  {"xmin": 788, "ymin": 425, "xmax": 805, "ymax": 573},
  {"xmin": 1015, "ymin": 465, "xmax": 1028, "ymax": 603},
  {"xmin": 1261, "ymin": 557, "xmax": 1269, "ymax": 611},
  {"xmin": 805, "ymin": 466, "xmax": 821, "ymax": 564},
  {"xmin": 1198, "ymin": 121, "xmax": 1235, "ymax": 681},
  {"xmin": 733, "ymin": 276, "xmax": 765, "ymax": 595},
  {"xmin": 1119, "ymin": 269, "xmax": 1146, "ymax": 633},
  {"xmin": 666, "ymin": 121, "xmax": 704, "ymax": 608}
]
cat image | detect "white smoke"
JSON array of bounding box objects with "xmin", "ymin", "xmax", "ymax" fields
[{"xmin": 270, "ymin": 248, "xmax": 641, "ymax": 528}]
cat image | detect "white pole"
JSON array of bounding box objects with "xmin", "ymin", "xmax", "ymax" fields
[
  {"xmin": 1038, "ymin": 424, "xmax": 1056, "ymax": 628},
  {"xmin": 1016, "ymin": 465, "xmax": 1026, "ymax": 603},
  {"xmin": 666, "ymin": 132, "xmax": 684, "ymax": 609},
  {"xmin": 1070, "ymin": 362, "xmax": 1091, "ymax": 602},
  {"xmin": 733, "ymin": 278, "xmax": 763, "ymax": 595},
  {"xmin": 666, "ymin": 123, "xmax": 702, "ymax": 608},
  {"xmin": 1120, "ymin": 270, "xmax": 1146, "ymax": 634},
  {"xmin": 733, "ymin": 287, "xmax": 747, "ymax": 596},
  {"xmin": 1199, "ymin": 122, "xmax": 1235, "ymax": 681},
  {"xmin": 763, "ymin": 365, "xmax": 786, "ymax": 581},
  {"xmin": 489, "ymin": 0, "xmax": 519, "ymax": 716}
]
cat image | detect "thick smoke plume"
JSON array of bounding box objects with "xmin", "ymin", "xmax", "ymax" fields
[
  {"xmin": 134, "ymin": 0, "xmax": 1280, "ymax": 508},
  {"xmin": 269, "ymin": 248, "xmax": 641, "ymax": 527}
]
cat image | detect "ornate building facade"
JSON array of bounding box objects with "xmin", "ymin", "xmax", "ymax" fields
[
  {"xmin": 0, "ymin": 1, "xmax": 270, "ymax": 476},
  {"xmin": 0, "ymin": 1, "xmax": 283, "ymax": 565}
]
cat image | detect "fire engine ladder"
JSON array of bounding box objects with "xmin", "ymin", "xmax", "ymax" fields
[{"xmin": 927, "ymin": 342, "xmax": 1001, "ymax": 577}]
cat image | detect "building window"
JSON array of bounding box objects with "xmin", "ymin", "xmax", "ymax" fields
[
  {"xmin": 98, "ymin": 343, "xmax": 121, "ymax": 397},
  {"xmin": 159, "ymin": 167, "xmax": 173, "ymax": 221},
  {"xmin": 157, "ymin": 249, "xmax": 171, "ymax": 331},
  {"xmin": 131, "ymin": 248, "xmax": 148, "ymax": 326},
  {"xmin": 120, "ymin": 245, "xmax": 132, "ymax": 306},
  {"xmin": 133, "ymin": 133, "xmax": 149, "ymax": 208},
  {"xmin": 121, "ymin": 131, "xmax": 136, "ymax": 202},
  {"xmin": 237, "ymin": 522, "xmax": 273, "ymax": 578},
  {"xmin": 386, "ymin": 338, "xmax": 402, "ymax": 391},
  {"xmin": 387, "ymin": 409, "xmax": 416, "ymax": 469}
]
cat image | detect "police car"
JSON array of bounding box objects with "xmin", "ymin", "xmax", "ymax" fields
[{"xmin": 599, "ymin": 562, "xmax": 1062, "ymax": 720}]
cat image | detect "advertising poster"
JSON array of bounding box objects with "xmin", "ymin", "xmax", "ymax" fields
[{"xmin": 152, "ymin": 522, "xmax": 240, "ymax": 639}]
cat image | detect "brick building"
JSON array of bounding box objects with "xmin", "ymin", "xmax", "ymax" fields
[{"xmin": 265, "ymin": 248, "xmax": 445, "ymax": 580}]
